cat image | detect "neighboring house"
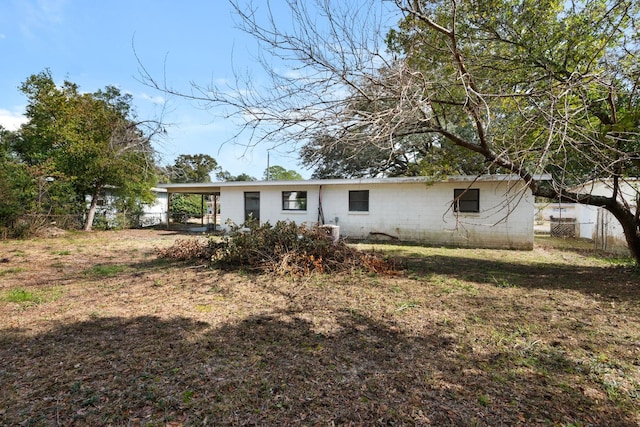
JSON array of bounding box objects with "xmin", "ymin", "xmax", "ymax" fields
[
  {"xmin": 139, "ymin": 187, "xmax": 169, "ymax": 227},
  {"xmin": 571, "ymin": 179, "xmax": 640, "ymax": 254},
  {"xmin": 534, "ymin": 202, "xmax": 598, "ymax": 240},
  {"xmin": 88, "ymin": 187, "xmax": 168, "ymax": 228},
  {"xmin": 534, "ymin": 179, "xmax": 639, "ymax": 254},
  {"xmin": 158, "ymin": 175, "xmax": 538, "ymax": 250}
]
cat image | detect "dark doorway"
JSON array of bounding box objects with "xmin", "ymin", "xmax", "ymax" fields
[{"xmin": 244, "ymin": 192, "xmax": 260, "ymax": 221}]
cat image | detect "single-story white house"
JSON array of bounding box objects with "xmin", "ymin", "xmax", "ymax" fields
[
  {"xmin": 158, "ymin": 175, "xmax": 538, "ymax": 250},
  {"xmin": 88, "ymin": 187, "xmax": 168, "ymax": 228}
]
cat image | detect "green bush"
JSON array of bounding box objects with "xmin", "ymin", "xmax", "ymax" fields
[{"xmin": 170, "ymin": 194, "xmax": 203, "ymax": 221}]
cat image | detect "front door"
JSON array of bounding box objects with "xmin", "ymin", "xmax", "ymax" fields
[{"xmin": 244, "ymin": 192, "xmax": 260, "ymax": 222}]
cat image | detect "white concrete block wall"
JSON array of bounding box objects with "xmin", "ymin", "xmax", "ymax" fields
[
  {"xmin": 219, "ymin": 187, "xmax": 246, "ymax": 227},
  {"xmin": 220, "ymin": 184, "xmax": 321, "ymax": 228},
  {"xmin": 320, "ymin": 181, "xmax": 533, "ymax": 249},
  {"xmin": 219, "ymin": 180, "xmax": 534, "ymax": 249}
]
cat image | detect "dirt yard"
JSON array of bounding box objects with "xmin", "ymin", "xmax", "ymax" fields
[{"xmin": 1, "ymin": 229, "xmax": 639, "ymax": 426}]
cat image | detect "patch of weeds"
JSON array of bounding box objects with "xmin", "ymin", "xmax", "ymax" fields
[
  {"xmin": 489, "ymin": 274, "xmax": 514, "ymax": 288},
  {"xmin": 70, "ymin": 380, "xmax": 82, "ymax": 394},
  {"xmin": 85, "ymin": 264, "xmax": 127, "ymax": 277},
  {"xmin": 458, "ymin": 282, "xmax": 479, "ymax": 294},
  {"xmin": 578, "ymin": 353, "xmax": 640, "ymax": 405},
  {"xmin": 477, "ymin": 393, "xmax": 491, "ymax": 406},
  {"xmin": 3, "ymin": 288, "xmax": 41, "ymax": 304},
  {"xmin": 469, "ymin": 315, "xmax": 481, "ymax": 324},
  {"xmin": 396, "ymin": 300, "xmax": 420, "ymax": 312},
  {"xmin": 195, "ymin": 304, "xmax": 213, "ymax": 313},
  {"xmin": 182, "ymin": 389, "xmax": 194, "ymax": 404},
  {"xmin": 432, "ymin": 276, "xmax": 478, "ymax": 295},
  {"xmin": 152, "ymin": 279, "xmax": 164, "ymax": 287},
  {"xmin": 3, "ymin": 286, "xmax": 62, "ymax": 305},
  {"xmin": 590, "ymin": 255, "xmax": 634, "ymax": 267},
  {"xmin": 52, "ymin": 250, "xmax": 71, "ymax": 256},
  {"xmin": 0, "ymin": 267, "xmax": 25, "ymax": 276},
  {"xmin": 436, "ymin": 317, "xmax": 452, "ymax": 326}
]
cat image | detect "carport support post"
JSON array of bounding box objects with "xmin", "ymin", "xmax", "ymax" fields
[
  {"xmin": 166, "ymin": 192, "xmax": 171, "ymax": 230},
  {"xmin": 213, "ymin": 194, "xmax": 217, "ymax": 231},
  {"xmin": 201, "ymin": 194, "xmax": 204, "ymax": 226}
]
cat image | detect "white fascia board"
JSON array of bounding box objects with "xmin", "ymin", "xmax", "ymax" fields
[{"xmin": 156, "ymin": 174, "xmax": 552, "ymax": 192}]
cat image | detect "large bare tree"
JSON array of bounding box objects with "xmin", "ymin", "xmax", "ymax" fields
[{"xmin": 141, "ymin": 0, "xmax": 640, "ymax": 263}]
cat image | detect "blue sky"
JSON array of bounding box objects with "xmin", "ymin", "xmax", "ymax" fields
[{"xmin": 0, "ymin": 0, "xmax": 307, "ymax": 179}]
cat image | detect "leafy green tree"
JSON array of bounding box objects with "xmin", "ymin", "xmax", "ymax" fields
[
  {"xmin": 382, "ymin": 0, "xmax": 640, "ymax": 260},
  {"xmin": 0, "ymin": 127, "xmax": 35, "ymax": 235},
  {"xmin": 301, "ymin": 133, "xmax": 487, "ymax": 179},
  {"xmin": 163, "ymin": 154, "xmax": 220, "ymax": 183},
  {"xmin": 153, "ymin": 1, "xmax": 640, "ymax": 263},
  {"xmin": 16, "ymin": 70, "xmax": 162, "ymax": 231},
  {"xmin": 169, "ymin": 194, "xmax": 204, "ymax": 221},
  {"xmin": 216, "ymin": 171, "xmax": 257, "ymax": 181},
  {"xmin": 264, "ymin": 165, "xmax": 303, "ymax": 181}
]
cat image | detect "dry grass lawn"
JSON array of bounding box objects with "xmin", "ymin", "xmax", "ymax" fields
[{"xmin": 0, "ymin": 229, "xmax": 639, "ymax": 426}]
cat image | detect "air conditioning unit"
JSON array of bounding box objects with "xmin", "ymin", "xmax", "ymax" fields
[{"xmin": 320, "ymin": 224, "xmax": 340, "ymax": 244}]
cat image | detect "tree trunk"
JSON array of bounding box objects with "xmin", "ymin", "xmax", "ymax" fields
[
  {"xmin": 531, "ymin": 180, "xmax": 640, "ymax": 265},
  {"xmin": 606, "ymin": 202, "xmax": 640, "ymax": 265},
  {"xmin": 83, "ymin": 189, "xmax": 100, "ymax": 231}
]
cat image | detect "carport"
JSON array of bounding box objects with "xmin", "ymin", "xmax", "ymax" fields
[{"xmin": 156, "ymin": 183, "xmax": 221, "ymax": 231}]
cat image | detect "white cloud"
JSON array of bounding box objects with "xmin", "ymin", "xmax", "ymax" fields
[
  {"xmin": 0, "ymin": 109, "xmax": 27, "ymax": 130},
  {"xmin": 139, "ymin": 93, "xmax": 166, "ymax": 105},
  {"xmin": 18, "ymin": 0, "xmax": 67, "ymax": 38}
]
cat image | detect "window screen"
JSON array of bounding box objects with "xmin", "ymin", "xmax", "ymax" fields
[
  {"xmin": 454, "ymin": 189, "xmax": 479, "ymax": 213},
  {"xmin": 349, "ymin": 190, "xmax": 369, "ymax": 212}
]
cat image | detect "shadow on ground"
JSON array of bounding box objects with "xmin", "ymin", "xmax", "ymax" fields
[
  {"xmin": 1, "ymin": 311, "xmax": 636, "ymax": 426},
  {"xmin": 396, "ymin": 252, "xmax": 640, "ymax": 301}
]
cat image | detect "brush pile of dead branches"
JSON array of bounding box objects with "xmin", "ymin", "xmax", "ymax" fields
[
  {"xmin": 158, "ymin": 221, "xmax": 398, "ymax": 276},
  {"xmin": 155, "ymin": 237, "xmax": 215, "ymax": 261}
]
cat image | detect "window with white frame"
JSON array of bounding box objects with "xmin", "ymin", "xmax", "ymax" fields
[{"xmin": 282, "ymin": 191, "xmax": 307, "ymax": 210}]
